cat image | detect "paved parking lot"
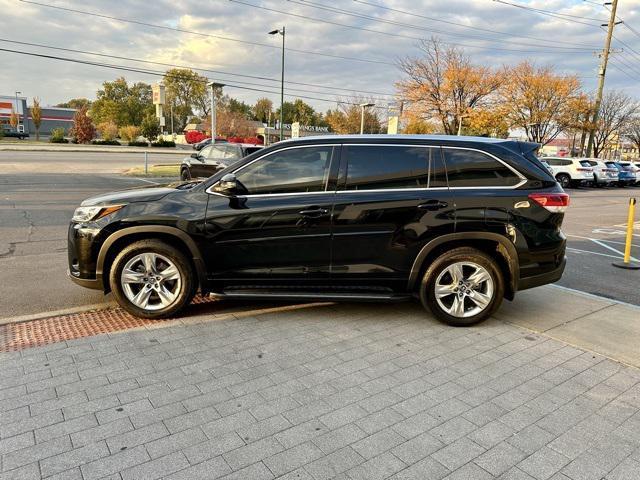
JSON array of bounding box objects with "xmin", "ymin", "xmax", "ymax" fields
[{"xmin": 2, "ymin": 301, "xmax": 640, "ymax": 480}]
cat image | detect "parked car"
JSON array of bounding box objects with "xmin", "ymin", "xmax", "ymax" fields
[
  {"xmin": 192, "ymin": 137, "xmax": 227, "ymax": 151},
  {"xmin": 180, "ymin": 143, "xmax": 263, "ymax": 180},
  {"xmin": 618, "ymin": 161, "xmax": 640, "ymax": 185},
  {"xmin": 606, "ymin": 161, "xmax": 637, "ymax": 187},
  {"xmin": 1, "ymin": 127, "xmax": 29, "ymax": 139},
  {"xmin": 544, "ymin": 157, "xmax": 594, "ymax": 188},
  {"xmin": 583, "ymin": 159, "xmax": 617, "ymax": 187},
  {"xmin": 68, "ymin": 135, "xmax": 568, "ymax": 326}
]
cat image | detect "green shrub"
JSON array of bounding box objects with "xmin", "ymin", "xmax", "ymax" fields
[
  {"xmin": 49, "ymin": 127, "xmax": 68, "ymax": 143},
  {"xmin": 150, "ymin": 139, "xmax": 176, "ymax": 148},
  {"xmin": 128, "ymin": 141, "xmax": 149, "ymax": 147},
  {"xmin": 91, "ymin": 139, "xmax": 121, "ymax": 146}
]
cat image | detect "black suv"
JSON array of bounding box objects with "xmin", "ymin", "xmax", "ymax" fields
[
  {"xmin": 68, "ymin": 135, "xmax": 568, "ymax": 326},
  {"xmin": 181, "ymin": 142, "xmax": 263, "ymax": 180}
]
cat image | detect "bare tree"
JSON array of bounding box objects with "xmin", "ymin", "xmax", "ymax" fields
[
  {"xmin": 625, "ymin": 116, "xmax": 640, "ymax": 156},
  {"xmin": 501, "ymin": 62, "xmax": 582, "ymax": 146},
  {"xmin": 397, "ymin": 38, "xmax": 503, "ymax": 135},
  {"xmin": 593, "ymin": 90, "xmax": 639, "ymax": 158}
]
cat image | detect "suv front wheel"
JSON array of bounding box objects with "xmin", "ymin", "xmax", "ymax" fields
[
  {"xmin": 109, "ymin": 239, "xmax": 196, "ymax": 319},
  {"xmin": 421, "ymin": 247, "xmax": 504, "ymax": 326}
]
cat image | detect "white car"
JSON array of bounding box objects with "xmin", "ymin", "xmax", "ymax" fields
[
  {"xmin": 544, "ymin": 157, "xmax": 594, "ymax": 188},
  {"xmin": 583, "ymin": 159, "xmax": 617, "ymax": 186}
]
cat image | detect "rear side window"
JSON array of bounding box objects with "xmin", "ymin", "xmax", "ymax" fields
[
  {"xmin": 443, "ymin": 149, "xmax": 521, "ymax": 187},
  {"xmin": 343, "ymin": 145, "xmax": 442, "ymax": 190}
]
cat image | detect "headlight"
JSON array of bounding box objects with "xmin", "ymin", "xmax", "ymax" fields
[{"xmin": 72, "ymin": 205, "xmax": 124, "ymax": 222}]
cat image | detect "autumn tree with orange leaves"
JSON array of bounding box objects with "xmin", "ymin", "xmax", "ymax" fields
[
  {"xmin": 397, "ymin": 39, "xmax": 503, "ymax": 135},
  {"xmin": 500, "ymin": 62, "xmax": 583, "ymax": 146}
]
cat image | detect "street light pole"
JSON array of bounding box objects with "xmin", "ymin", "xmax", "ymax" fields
[
  {"xmin": 207, "ymin": 82, "xmax": 225, "ymax": 141},
  {"xmin": 14, "ymin": 91, "xmax": 21, "ymax": 132},
  {"xmin": 359, "ymin": 103, "xmax": 375, "ymax": 134},
  {"xmin": 269, "ymin": 27, "xmax": 285, "ymax": 141}
]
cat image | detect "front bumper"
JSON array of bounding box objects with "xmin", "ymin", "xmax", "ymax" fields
[
  {"xmin": 517, "ymin": 256, "xmax": 566, "ymax": 291},
  {"xmin": 67, "ymin": 270, "xmax": 104, "ymax": 290}
]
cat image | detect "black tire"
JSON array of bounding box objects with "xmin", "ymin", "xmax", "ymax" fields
[
  {"xmin": 420, "ymin": 247, "xmax": 504, "ymax": 327},
  {"xmin": 109, "ymin": 239, "xmax": 196, "ymax": 319},
  {"xmin": 180, "ymin": 168, "xmax": 191, "ymax": 181},
  {"xmin": 556, "ymin": 173, "xmax": 571, "ymax": 189}
]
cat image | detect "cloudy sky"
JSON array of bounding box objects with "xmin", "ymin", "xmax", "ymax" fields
[{"xmin": 1, "ymin": 0, "xmax": 639, "ymax": 113}]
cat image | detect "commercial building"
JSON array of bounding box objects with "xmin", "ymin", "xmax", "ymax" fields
[{"xmin": 0, "ymin": 95, "xmax": 76, "ymax": 138}]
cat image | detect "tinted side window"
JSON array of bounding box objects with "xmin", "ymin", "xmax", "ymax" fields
[
  {"xmin": 443, "ymin": 149, "xmax": 521, "ymax": 187},
  {"xmin": 344, "ymin": 146, "xmax": 438, "ymax": 190},
  {"xmin": 235, "ymin": 146, "xmax": 332, "ymax": 195}
]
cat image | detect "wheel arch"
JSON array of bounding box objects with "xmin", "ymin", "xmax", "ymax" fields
[
  {"xmin": 407, "ymin": 233, "xmax": 519, "ymax": 300},
  {"xmin": 97, "ymin": 226, "xmax": 207, "ymax": 293}
]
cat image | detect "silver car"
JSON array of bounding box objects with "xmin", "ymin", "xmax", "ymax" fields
[{"xmin": 583, "ymin": 159, "xmax": 617, "ymax": 186}]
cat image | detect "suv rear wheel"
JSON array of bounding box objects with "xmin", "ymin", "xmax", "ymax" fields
[
  {"xmin": 109, "ymin": 240, "xmax": 196, "ymax": 319},
  {"xmin": 420, "ymin": 247, "xmax": 504, "ymax": 326}
]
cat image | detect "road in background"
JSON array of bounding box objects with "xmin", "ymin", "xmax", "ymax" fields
[
  {"xmin": 1, "ymin": 150, "xmax": 639, "ymax": 319},
  {"xmin": 0, "ymin": 173, "xmax": 174, "ymax": 318},
  {"xmin": 558, "ymin": 187, "xmax": 640, "ymax": 305}
]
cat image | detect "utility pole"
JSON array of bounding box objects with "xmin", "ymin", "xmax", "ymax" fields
[{"xmin": 586, "ymin": 0, "xmax": 619, "ymax": 158}]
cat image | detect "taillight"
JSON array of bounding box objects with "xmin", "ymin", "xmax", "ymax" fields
[
  {"xmin": 576, "ymin": 168, "xmax": 592, "ymax": 172},
  {"xmin": 528, "ymin": 193, "xmax": 570, "ymax": 213}
]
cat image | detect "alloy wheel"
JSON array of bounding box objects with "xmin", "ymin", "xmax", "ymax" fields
[
  {"xmin": 120, "ymin": 252, "xmax": 182, "ymax": 311},
  {"xmin": 434, "ymin": 261, "xmax": 494, "ymax": 318}
]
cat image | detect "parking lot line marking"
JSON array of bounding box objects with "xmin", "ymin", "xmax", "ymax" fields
[
  {"xmin": 590, "ymin": 238, "xmax": 639, "ymax": 262},
  {"xmin": 566, "ymin": 247, "xmax": 622, "ymax": 260},
  {"xmin": 566, "ymin": 234, "xmax": 640, "ymax": 248}
]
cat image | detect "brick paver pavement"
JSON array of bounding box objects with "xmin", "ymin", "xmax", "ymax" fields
[{"xmin": 1, "ymin": 301, "xmax": 640, "ymax": 479}]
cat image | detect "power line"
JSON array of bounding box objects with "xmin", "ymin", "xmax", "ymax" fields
[
  {"xmin": 18, "ymin": 0, "xmax": 395, "ymax": 66},
  {"xmin": 0, "ymin": 37, "xmax": 394, "ymax": 99},
  {"xmin": 492, "ymin": 0, "xmax": 605, "ymax": 27},
  {"xmin": 291, "ymin": 0, "xmax": 598, "ymax": 50},
  {"xmin": 0, "ymin": 46, "xmax": 392, "ymax": 109},
  {"xmin": 229, "ymin": 0, "xmax": 598, "ymax": 54},
  {"xmin": 351, "ymin": 0, "xmax": 600, "ymax": 48}
]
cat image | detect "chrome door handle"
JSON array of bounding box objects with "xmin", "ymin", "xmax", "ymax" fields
[
  {"xmin": 418, "ymin": 200, "xmax": 448, "ymax": 211},
  {"xmin": 299, "ymin": 207, "xmax": 329, "ymax": 217}
]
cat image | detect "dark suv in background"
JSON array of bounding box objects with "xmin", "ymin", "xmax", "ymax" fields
[
  {"xmin": 68, "ymin": 135, "xmax": 568, "ymax": 326},
  {"xmin": 181, "ymin": 142, "xmax": 263, "ymax": 180}
]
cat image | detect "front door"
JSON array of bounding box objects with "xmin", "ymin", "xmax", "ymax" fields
[
  {"xmin": 330, "ymin": 144, "xmax": 456, "ymax": 292},
  {"xmin": 203, "ymin": 144, "xmax": 338, "ymax": 288}
]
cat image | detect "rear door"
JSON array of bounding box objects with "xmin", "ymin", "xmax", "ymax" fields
[{"xmin": 330, "ymin": 144, "xmax": 455, "ymax": 292}]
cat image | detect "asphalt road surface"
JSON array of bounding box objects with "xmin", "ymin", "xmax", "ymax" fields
[{"xmin": 1, "ymin": 151, "xmax": 639, "ymax": 319}]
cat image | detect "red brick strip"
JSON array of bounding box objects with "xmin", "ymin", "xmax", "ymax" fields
[{"xmin": 0, "ymin": 295, "xmax": 217, "ymax": 352}]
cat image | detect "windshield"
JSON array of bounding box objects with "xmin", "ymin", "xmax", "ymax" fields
[{"xmin": 579, "ymin": 160, "xmax": 592, "ymax": 168}]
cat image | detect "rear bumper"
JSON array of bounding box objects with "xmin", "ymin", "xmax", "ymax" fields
[{"xmin": 517, "ymin": 256, "xmax": 566, "ymax": 291}]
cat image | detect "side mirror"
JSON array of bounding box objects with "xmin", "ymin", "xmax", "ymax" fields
[
  {"xmin": 190, "ymin": 153, "xmax": 201, "ymax": 160},
  {"xmin": 213, "ymin": 173, "xmax": 238, "ymax": 195}
]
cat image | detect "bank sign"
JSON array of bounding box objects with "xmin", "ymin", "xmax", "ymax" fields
[{"xmin": 274, "ymin": 122, "xmax": 329, "ymax": 133}]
